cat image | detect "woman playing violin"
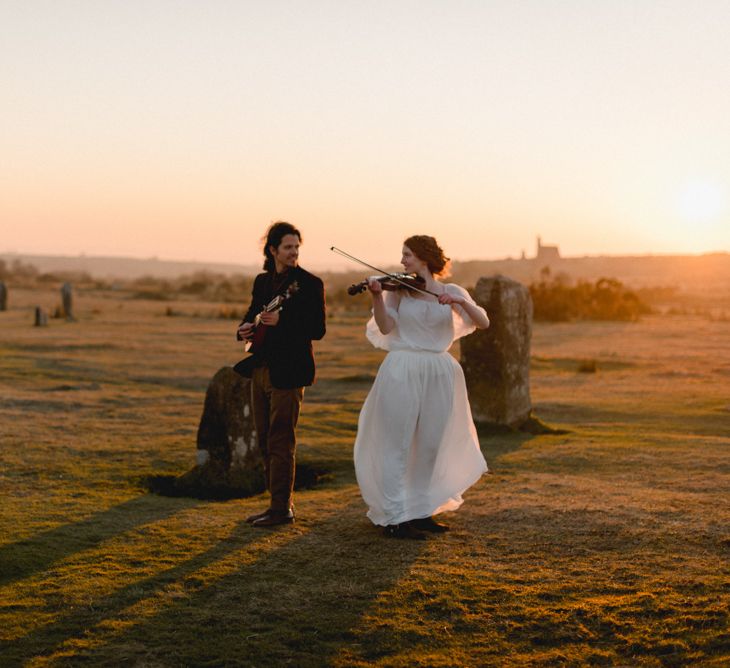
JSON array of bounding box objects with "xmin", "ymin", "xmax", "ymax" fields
[{"xmin": 354, "ymin": 235, "xmax": 490, "ymax": 539}]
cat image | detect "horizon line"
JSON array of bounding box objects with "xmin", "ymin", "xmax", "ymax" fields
[{"xmin": 2, "ymin": 248, "xmax": 729, "ymax": 271}]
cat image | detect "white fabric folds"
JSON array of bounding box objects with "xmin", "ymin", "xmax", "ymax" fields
[{"xmin": 355, "ymin": 285, "xmax": 489, "ymax": 526}]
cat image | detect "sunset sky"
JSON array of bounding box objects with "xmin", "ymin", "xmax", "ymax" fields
[{"xmin": 2, "ymin": 1, "xmax": 729, "ymax": 270}]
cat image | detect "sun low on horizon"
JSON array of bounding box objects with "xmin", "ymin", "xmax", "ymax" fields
[
  {"xmin": 677, "ymin": 179, "xmax": 727, "ymax": 230},
  {"xmin": 639, "ymin": 178, "xmax": 730, "ymax": 256}
]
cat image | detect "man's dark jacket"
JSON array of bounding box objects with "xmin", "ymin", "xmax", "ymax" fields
[{"xmin": 234, "ymin": 265, "xmax": 326, "ymax": 389}]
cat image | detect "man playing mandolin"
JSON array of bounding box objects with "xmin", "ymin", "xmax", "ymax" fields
[{"xmin": 235, "ymin": 221, "xmax": 326, "ymax": 527}]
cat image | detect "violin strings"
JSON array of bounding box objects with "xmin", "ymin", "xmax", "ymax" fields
[{"xmin": 329, "ymin": 246, "xmax": 437, "ymax": 297}]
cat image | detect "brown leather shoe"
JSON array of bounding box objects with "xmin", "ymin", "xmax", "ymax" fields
[
  {"xmin": 252, "ymin": 509, "xmax": 295, "ymax": 527},
  {"xmin": 409, "ymin": 517, "xmax": 450, "ymax": 533}
]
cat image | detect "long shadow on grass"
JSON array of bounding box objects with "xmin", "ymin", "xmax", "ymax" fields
[
  {"xmin": 454, "ymin": 504, "xmax": 730, "ymax": 664},
  {"xmin": 0, "ymin": 495, "xmax": 198, "ymax": 587},
  {"xmin": 69, "ymin": 499, "xmax": 429, "ymax": 667},
  {"xmin": 320, "ymin": 504, "xmax": 730, "ymax": 666},
  {"xmin": 1, "ymin": 514, "xmax": 267, "ymax": 666}
]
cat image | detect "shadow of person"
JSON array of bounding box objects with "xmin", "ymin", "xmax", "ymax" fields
[
  {"xmin": 3, "ymin": 515, "xmax": 267, "ymax": 665},
  {"xmin": 36, "ymin": 496, "xmax": 429, "ymax": 666},
  {"xmin": 0, "ymin": 494, "xmax": 199, "ymax": 587}
]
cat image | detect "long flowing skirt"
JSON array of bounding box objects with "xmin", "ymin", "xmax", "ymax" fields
[{"xmin": 354, "ymin": 349, "xmax": 488, "ymax": 526}]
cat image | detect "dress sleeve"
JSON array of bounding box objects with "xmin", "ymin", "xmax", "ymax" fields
[
  {"xmin": 446, "ymin": 283, "xmax": 487, "ymax": 341},
  {"xmin": 365, "ymin": 290, "xmax": 401, "ymax": 350}
]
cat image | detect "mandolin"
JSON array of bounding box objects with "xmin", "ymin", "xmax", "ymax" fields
[{"xmin": 238, "ymin": 281, "xmax": 300, "ymax": 354}]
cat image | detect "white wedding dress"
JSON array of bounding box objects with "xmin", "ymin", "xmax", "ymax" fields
[{"xmin": 354, "ymin": 284, "xmax": 488, "ymax": 526}]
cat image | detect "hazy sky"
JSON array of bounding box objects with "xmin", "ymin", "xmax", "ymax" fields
[{"xmin": 2, "ymin": 0, "xmax": 729, "ymax": 269}]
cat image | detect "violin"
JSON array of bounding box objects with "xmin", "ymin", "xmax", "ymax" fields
[
  {"xmin": 347, "ymin": 273, "xmax": 427, "ymax": 296},
  {"xmin": 331, "ymin": 246, "xmax": 440, "ymax": 298}
]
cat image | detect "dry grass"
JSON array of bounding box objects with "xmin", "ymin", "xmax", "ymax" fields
[{"xmin": 1, "ymin": 287, "xmax": 728, "ymax": 667}]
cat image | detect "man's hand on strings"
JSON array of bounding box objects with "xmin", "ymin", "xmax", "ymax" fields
[{"xmin": 259, "ymin": 310, "xmax": 280, "ymax": 326}]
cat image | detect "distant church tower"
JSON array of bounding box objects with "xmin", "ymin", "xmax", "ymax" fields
[{"xmin": 536, "ymin": 235, "xmax": 560, "ymax": 262}]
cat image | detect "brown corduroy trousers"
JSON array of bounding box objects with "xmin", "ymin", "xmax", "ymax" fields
[{"xmin": 251, "ymin": 366, "xmax": 304, "ymax": 513}]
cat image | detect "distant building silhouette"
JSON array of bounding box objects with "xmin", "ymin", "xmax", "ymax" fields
[{"xmin": 535, "ymin": 236, "xmax": 560, "ymax": 263}]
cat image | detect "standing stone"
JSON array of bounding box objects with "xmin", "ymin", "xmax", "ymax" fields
[
  {"xmin": 61, "ymin": 282, "xmax": 74, "ymax": 320},
  {"xmin": 0, "ymin": 281, "xmax": 7, "ymax": 311},
  {"xmin": 34, "ymin": 306, "xmax": 48, "ymax": 327},
  {"xmin": 461, "ymin": 275, "xmax": 533, "ymax": 427},
  {"xmin": 177, "ymin": 366, "xmax": 264, "ymax": 496}
]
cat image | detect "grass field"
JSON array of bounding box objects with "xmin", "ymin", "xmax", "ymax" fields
[{"xmin": 1, "ymin": 287, "xmax": 729, "ymax": 667}]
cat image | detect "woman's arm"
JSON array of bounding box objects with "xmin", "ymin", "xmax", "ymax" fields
[
  {"xmin": 368, "ymin": 279, "xmax": 397, "ymax": 334},
  {"xmin": 438, "ymin": 285, "xmax": 490, "ymax": 329},
  {"xmin": 457, "ymin": 299, "xmax": 490, "ymax": 329}
]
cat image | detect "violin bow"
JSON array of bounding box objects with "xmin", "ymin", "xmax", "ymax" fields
[{"xmin": 330, "ymin": 246, "xmax": 440, "ymax": 298}]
